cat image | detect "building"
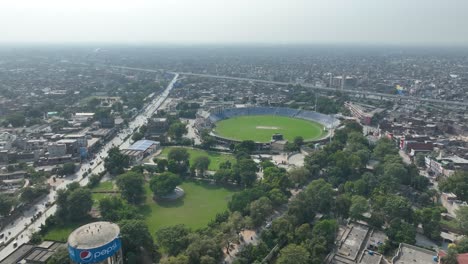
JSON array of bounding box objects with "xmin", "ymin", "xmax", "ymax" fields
[
  {"xmin": 47, "ymin": 143, "xmax": 67, "ymax": 157},
  {"xmin": 56, "ymin": 139, "xmax": 79, "ymax": 155},
  {"xmin": 344, "ymin": 102, "xmax": 384, "ymax": 125},
  {"xmin": 0, "ymin": 241, "xmax": 66, "ymax": 264},
  {"xmin": 73, "ymin": 113, "xmax": 95, "ymax": 123},
  {"xmin": 391, "ymin": 243, "xmax": 437, "ymax": 264},
  {"xmin": 64, "ymin": 134, "xmax": 88, "ymax": 148},
  {"xmin": 331, "ymin": 76, "xmax": 357, "ymax": 88},
  {"xmin": 122, "ymin": 140, "xmax": 160, "ymax": 164},
  {"xmin": 0, "ymin": 132, "xmax": 16, "ymax": 151},
  {"xmin": 327, "ymin": 222, "xmax": 387, "ymax": 264},
  {"xmin": 68, "ymin": 221, "xmax": 123, "ymax": 264},
  {"xmin": 145, "ymin": 117, "xmax": 169, "ymax": 139}
]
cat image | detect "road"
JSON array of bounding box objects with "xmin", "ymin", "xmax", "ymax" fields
[
  {"xmin": 0, "ymin": 73, "xmax": 178, "ymax": 261},
  {"xmin": 112, "ymin": 66, "xmax": 468, "ymax": 107}
]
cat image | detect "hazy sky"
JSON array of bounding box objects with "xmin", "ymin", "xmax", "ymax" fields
[{"xmin": 1, "ymin": 0, "xmax": 468, "ymax": 45}]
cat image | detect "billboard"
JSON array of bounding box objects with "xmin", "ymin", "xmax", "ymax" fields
[{"xmin": 68, "ymin": 237, "xmax": 121, "ymax": 263}]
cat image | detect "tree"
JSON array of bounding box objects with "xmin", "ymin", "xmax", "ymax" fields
[
  {"xmin": 61, "ymin": 162, "xmax": 76, "ymax": 175},
  {"xmin": 312, "ymin": 219, "xmax": 338, "ymax": 247},
  {"xmin": 186, "ymin": 235, "xmax": 222, "ymax": 263},
  {"xmin": 262, "ymin": 167, "xmax": 291, "ymax": 191},
  {"xmin": 168, "ymin": 122, "xmax": 188, "ymax": 140},
  {"xmin": 167, "ymin": 148, "xmax": 190, "ymax": 174},
  {"xmin": 415, "ymin": 153, "xmax": 426, "ymax": 167},
  {"xmin": 0, "ymin": 194, "xmax": 15, "ymax": 216},
  {"xmin": 116, "ymin": 172, "xmax": 146, "ymax": 204},
  {"xmin": 193, "ymin": 156, "xmax": 210, "ymax": 176},
  {"xmin": 249, "ymin": 197, "xmax": 273, "ymax": 227},
  {"xmin": 99, "ymin": 196, "xmax": 140, "ymax": 222},
  {"xmin": 441, "ymin": 248, "xmax": 459, "ymax": 264},
  {"xmin": 386, "ymin": 219, "xmax": 416, "ymax": 244},
  {"xmin": 415, "ymin": 207, "xmax": 442, "ymax": 240},
  {"xmin": 235, "ymin": 140, "xmax": 256, "ymax": 154},
  {"xmin": 373, "ymin": 138, "xmax": 398, "ymax": 161},
  {"xmin": 4, "ymin": 113, "xmax": 26, "ymax": 127},
  {"xmin": 156, "ymin": 224, "xmax": 190, "ymax": 256},
  {"xmin": 67, "ymin": 188, "xmax": 93, "ymax": 221},
  {"xmin": 104, "ymin": 147, "xmax": 130, "ymax": 175},
  {"xmin": 20, "ymin": 186, "xmax": 48, "ymax": 203},
  {"xmin": 457, "ymin": 206, "xmax": 468, "ymax": 235},
  {"xmin": 277, "ymin": 244, "xmax": 310, "ymax": 264},
  {"xmin": 288, "ymin": 167, "xmax": 309, "ymax": 187},
  {"xmin": 456, "ymin": 236, "xmax": 468, "ymax": 253},
  {"xmin": 119, "ymin": 220, "xmax": 154, "ymax": 260},
  {"xmin": 234, "ymin": 158, "xmax": 258, "ymax": 188},
  {"xmin": 150, "ymin": 172, "xmax": 182, "ymax": 197},
  {"xmin": 160, "ymin": 255, "xmax": 190, "ymax": 264},
  {"xmin": 349, "ymin": 195, "xmax": 369, "ymax": 220},
  {"xmin": 293, "ymin": 136, "xmax": 304, "ymax": 147},
  {"xmin": 131, "ymin": 131, "xmax": 144, "ymax": 141},
  {"xmin": 440, "ymin": 171, "xmax": 468, "ymax": 202}
]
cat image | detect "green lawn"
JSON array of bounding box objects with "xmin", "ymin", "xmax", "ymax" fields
[
  {"xmin": 158, "ymin": 147, "xmax": 235, "ymax": 171},
  {"xmin": 141, "ymin": 181, "xmax": 237, "ymax": 238},
  {"xmin": 92, "ymin": 181, "xmax": 115, "ymax": 192},
  {"xmin": 214, "ymin": 115, "xmax": 325, "ymax": 143},
  {"xmin": 43, "ymin": 218, "xmax": 93, "ymax": 242},
  {"xmin": 44, "ymin": 181, "xmax": 237, "ymax": 241}
]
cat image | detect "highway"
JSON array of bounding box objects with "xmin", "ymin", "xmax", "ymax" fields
[
  {"xmin": 0, "ymin": 73, "xmax": 178, "ymax": 261},
  {"xmin": 113, "ymin": 66, "xmax": 468, "ymax": 107}
]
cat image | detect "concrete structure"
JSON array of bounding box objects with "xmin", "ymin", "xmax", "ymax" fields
[
  {"xmin": 47, "ymin": 143, "xmax": 67, "ymax": 157},
  {"xmin": 64, "ymin": 134, "xmax": 88, "ymax": 148},
  {"xmin": 122, "ymin": 140, "xmax": 160, "ymax": 164},
  {"xmin": 344, "ymin": 102, "xmax": 384, "ymax": 125},
  {"xmin": 391, "ymin": 243, "xmax": 437, "ymax": 264},
  {"xmin": 0, "ymin": 241, "xmax": 65, "ymax": 264},
  {"xmin": 327, "ymin": 222, "xmax": 387, "ymax": 264},
  {"xmin": 73, "ymin": 113, "xmax": 95, "ymax": 123},
  {"xmin": 68, "ymin": 221, "xmax": 123, "ymax": 264},
  {"xmin": 0, "ymin": 132, "xmax": 16, "ymax": 151},
  {"xmin": 145, "ymin": 117, "xmax": 169, "ymax": 139}
]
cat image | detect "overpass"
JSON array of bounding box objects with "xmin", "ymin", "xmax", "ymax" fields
[{"xmin": 112, "ymin": 66, "xmax": 468, "ymax": 107}]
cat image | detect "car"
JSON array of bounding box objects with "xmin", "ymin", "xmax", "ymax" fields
[
  {"xmin": 13, "ymin": 242, "xmax": 18, "ymax": 248},
  {"xmin": 0, "ymin": 233, "xmax": 4, "ymax": 239}
]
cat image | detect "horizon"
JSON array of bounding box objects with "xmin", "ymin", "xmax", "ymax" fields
[{"xmin": 2, "ymin": 0, "xmax": 468, "ymax": 46}]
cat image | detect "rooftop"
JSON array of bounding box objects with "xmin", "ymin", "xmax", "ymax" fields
[
  {"xmin": 126, "ymin": 139, "xmax": 159, "ymax": 151},
  {"xmin": 392, "ymin": 243, "xmax": 437, "ymax": 264},
  {"xmin": 68, "ymin": 221, "xmax": 120, "ymax": 249}
]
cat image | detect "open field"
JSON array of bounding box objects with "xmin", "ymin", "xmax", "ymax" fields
[
  {"xmin": 142, "ymin": 181, "xmax": 237, "ymax": 238},
  {"xmin": 213, "ymin": 115, "xmax": 325, "ymax": 142},
  {"xmin": 158, "ymin": 147, "xmax": 235, "ymax": 171},
  {"xmin": 43, "ymin": 181, "xmax": 236, "ymax": 241}
]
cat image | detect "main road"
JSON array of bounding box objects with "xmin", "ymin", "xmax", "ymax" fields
[
  {"xmin": 113, "ymin": 66, "xmax": 468, "ymax": 107},
  {"xmin": 0, "ymin": 73, "xmax": 178, "ymax": 261}
]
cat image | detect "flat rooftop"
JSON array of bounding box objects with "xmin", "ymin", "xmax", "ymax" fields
[
  {"xmin": 392, "ymin": 244, "xmax": 437, "ymax": 264},
  {"xmin": 338, "ymin": 224, "xmax": 369, "ymax": 260},
  {"xmin": 68, "ymin": 221, "xmax": 120, "ymax": 249}
]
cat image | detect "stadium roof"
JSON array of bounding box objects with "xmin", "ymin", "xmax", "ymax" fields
[{"xmin": 127, "ymin": 140, "xmax": 159, "ymax": 151}]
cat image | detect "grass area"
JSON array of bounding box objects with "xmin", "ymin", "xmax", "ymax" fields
[
  {"xmin": 43, "ymin": 181, "xmax": 237, "ymax": 241},
  {"xmin": 92, "ymin": 181, "xmax": 115, "ymax": 192},
  {"xmin": 158, "ymin": 147, "xmax": 235, "ymax": 171},
  {"xmin": 214, "ymin": 115, "xmax": 325, "ymax": 142},
  {"xmin": 43, "ymin": 218, "xmax": 93, "ymax": 242},
  {"xmin": 141, "ymin": 181, "xmax": 237, "ymax": 238}
]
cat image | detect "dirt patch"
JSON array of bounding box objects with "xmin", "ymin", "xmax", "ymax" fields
[{"xmin": 256, "ymin": 126, "xmax": 279, "ymax": 130}]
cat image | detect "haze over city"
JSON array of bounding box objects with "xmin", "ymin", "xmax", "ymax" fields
[{"xmin": 1, "ymin": 0, "xmax": 468, "ymax": 45}]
